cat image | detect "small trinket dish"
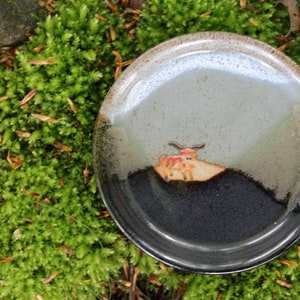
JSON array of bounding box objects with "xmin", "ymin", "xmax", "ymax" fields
[{"xmin": 93, "ymin": 32, "xmax": 300, "ymax": 273}]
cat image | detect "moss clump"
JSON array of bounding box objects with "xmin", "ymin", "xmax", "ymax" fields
[
  {"xmin": 137, "ymin": 0, "xmax": 290, "ymax": 51},
  {"xmin": 0, "ymin": 0, "xmax": 299, "ymax": 299}
]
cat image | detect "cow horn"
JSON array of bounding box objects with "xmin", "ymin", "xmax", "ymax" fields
[
  {"xmin": 191, "ymin": 143, "xmax": 205, "ymax": 150},
  {"xmin": 168, "ymin": 141, "xmax": 185, "ymax": 150}
]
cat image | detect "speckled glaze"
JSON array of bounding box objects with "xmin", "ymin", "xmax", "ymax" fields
[{"xmin": 93, "ymin": 32, "xmax": 300, "ymax": 273}]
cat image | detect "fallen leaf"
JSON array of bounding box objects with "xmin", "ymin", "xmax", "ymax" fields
[
  {"xmin": 121, "ymin": 280, "xmax": 131, "ymax": 287},
  {"xmin": 43, "ymin": 198, "xmax": 51, "ymax": 205},
  {"xmin": 38, "ymin": 1, "xmax": 46, "ymax": 7},
  {"xmin": 123, "ymin": 261, "xmax": 129, "ymax": 280},
  {"xmin": 45, "ymin": 3, "xmax": 55, "ymax": 14},
  {"xmin": 240, "ymin": 0, "xmax": 247, "ymax": 9},
  {"xmin": 19, "ymin": 89, "xmax": 37, "ymax": 105},
  {"xmin": 149, "ymin": 274, "xmax": 162, "ymax": 286},
  {"xmin": 62, "ymin": 245, "xmax": 74, "ymax": 256},
  {"xmin": 97, "ymin": 211, "xmax": 110, "ymax": 218},
  {"xmin": 83, "ymin": 163, "xmax": 89, "ymax": 184},
  {"xmin": 278, "ymin": 259, "xmax": 298, "ymax": 268},
  {"xmin": 128, "ymin": 27, "xmax": 137, "ymax": 35},
  {"xmin": 69, "ymin": 213, "xmax": 75, "ymax": 224},
  {"xmin": 112, "ymin": 50, "xmax": 122, "ymax": 63},
  {"xmin": 33, "ymin": 45, "xmax": 44, "ymax": 53},
  {"xmin": 112, "ymin": 51, "xmax": 123, "ymax": 79},
  {"xmin": 159, "ymin": 262, "xmax": 170, "ymax": 275},
  {"xmin": 109, "ymin": 24, "xmax": 116, "ymax": 41},
  {"xmin": 95, "ymin": 14, "xmax": 107, "ymax": 21},
  {"xmin": 0, "ymin": 95, "xmax": 9, "ymax": 102},
  {"xmin": 278, "ymin": 40, "xmax": 295, "ymax": 51},
  {"xmin": 34, "ymin": 293, "xmax": 44, "ymax": 300},
  {"xmin": 248, "ymin": 18, "xmax": 259, "ymax": 26},
  {"xmin": 276, "ymin": 279, "xmax": 293, "ymax": 289},
  {"xmin": 7, "ymin": 150, "xmax": 24, "ymax": 169},
  {"xmin": 114, "ymin": 65, "xmax": 122, "ymax": 79},
  {"xmin": 59, "ymin": 176, "xmax": 65, "ymax": 187},
  {"xmin": 176, "ymin": 280, "xmax": 186, "ymax": 300},
  {"xmin": 122, "ymin": 58, "xmax": 135, "ymax": 67},
  {"xmin": 122, "ymin": 20, "xmax": 136, "ymax": 29},
  {"xmin": 216, "ymin": 293, "xmax": 223, "ymax": 300},
  {"xmin": 56, "ymin": 244, "xmax": 74, "ymax": 256},
  {"xmin": 200, "ymin": 10, "xmax": 211, "ymax": 17},
  {"xmin": 16, "ymin": 130, "xmax": 31, "ymax": 138},
  {"xmin": 126, "ymin": 8, "xmax": 142, "ymax": 14},
  {"xmin": 28, "ymin": 57, "xmax": 56, "ymax": 65},
  {"xmin": 36, "ymin": 198, "xmax": 41, "ymax": 210},
  {"xmin": 274, "ymin": 269, "xmax": 281, "ymax": 278},
  {"xmin": 106, "ymin": 0, "xmax": 117, "ymax": 12},
  {"xmin": 0, "ymin": 46, "xmax": 17, "ymax": 66},
  {"xmin": 130, "ymin": 266, "xmax": 140, "ymax": 296},
  {"xmin": 132, "ymin": 13, "xmax": 140, "ymax": 20},
  {"xmin": 53, "ymin": 141, "xmax": 72, "ymax": 152},
  {"xmin": 28, "ymin": 192, "xmax": 40, "ymax": 197},
  {"xmin": 32, "ymin": 114, "xmax": 61, "ymax": 123},
  {"xmin": 0, "ymin": 257, "xmax": 14, "ymax": 263},
  {"xmin": 67, "ymin": 97, "xmax": 78, "ymax": 114},
  {"xmin": 42, "ymin": 271, "xmax": 59, "ymax": 284}
]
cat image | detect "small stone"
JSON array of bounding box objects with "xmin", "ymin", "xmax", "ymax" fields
[{"xmin": 0, "ymin": 0, "xmax": 48, "ymax": 48}]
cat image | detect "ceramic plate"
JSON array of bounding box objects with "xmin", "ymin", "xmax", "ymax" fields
[{"xmin": 93, "ymin": 32, "xmax": 300, "ymax": 274}]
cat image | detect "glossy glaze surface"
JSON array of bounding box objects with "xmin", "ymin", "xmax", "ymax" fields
[{"xmin": 93, "ymin": 32, "xmax": 300, "ymax": 273}]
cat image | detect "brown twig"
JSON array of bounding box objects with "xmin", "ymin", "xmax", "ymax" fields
[{"xmin": 281, "ymin": 0, "xmax": 300, "ymax": 34}]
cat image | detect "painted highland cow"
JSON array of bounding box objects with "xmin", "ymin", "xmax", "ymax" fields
[{"xmin": 154, "ymin": 142, "xmax": 226, "ymax": 182}]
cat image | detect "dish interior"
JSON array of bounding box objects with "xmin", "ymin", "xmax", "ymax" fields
[{"xmin": 94, "ymin": 33, "xmax": 300, "ymax": 273}]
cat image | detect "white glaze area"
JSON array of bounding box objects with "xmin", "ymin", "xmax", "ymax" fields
[
  {"xmin": 99, "ymin": 32, "xmax": 300, "ymax": 208},
  {"xmin": 113, "ymin": 52, "xmax": 291, "ymax": 119}
]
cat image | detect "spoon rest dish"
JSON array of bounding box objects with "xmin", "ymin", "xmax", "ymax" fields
[{"xmin": 93, "ymin": 32, "xmax": 300, "ymax": 273}]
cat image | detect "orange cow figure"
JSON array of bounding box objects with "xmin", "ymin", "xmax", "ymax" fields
[{"xmin": 154, "ymin": 141, "xmax": 226, "ymax": 182}]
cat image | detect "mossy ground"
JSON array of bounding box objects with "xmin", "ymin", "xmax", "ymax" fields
[{"xmin": 0, "ymin": 0, "xmax": 300, "ymax": 299}]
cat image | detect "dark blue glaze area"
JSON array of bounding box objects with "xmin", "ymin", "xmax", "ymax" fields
[
  {"xmin": 98, "ymin": 163, "xmax": 300, "ymax": 273},
  {"xmin": 123, "ymin": 168, "xmax": 285, "ymax": 244}
]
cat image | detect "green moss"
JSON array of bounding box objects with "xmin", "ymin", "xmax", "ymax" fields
[
  {"xmin": 137, "ymin": 0, "xmax": 290, "ymax": 51},
  {"xmin": 0, "ymin": 0, "xmax": 299, "ymax": 298}
]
